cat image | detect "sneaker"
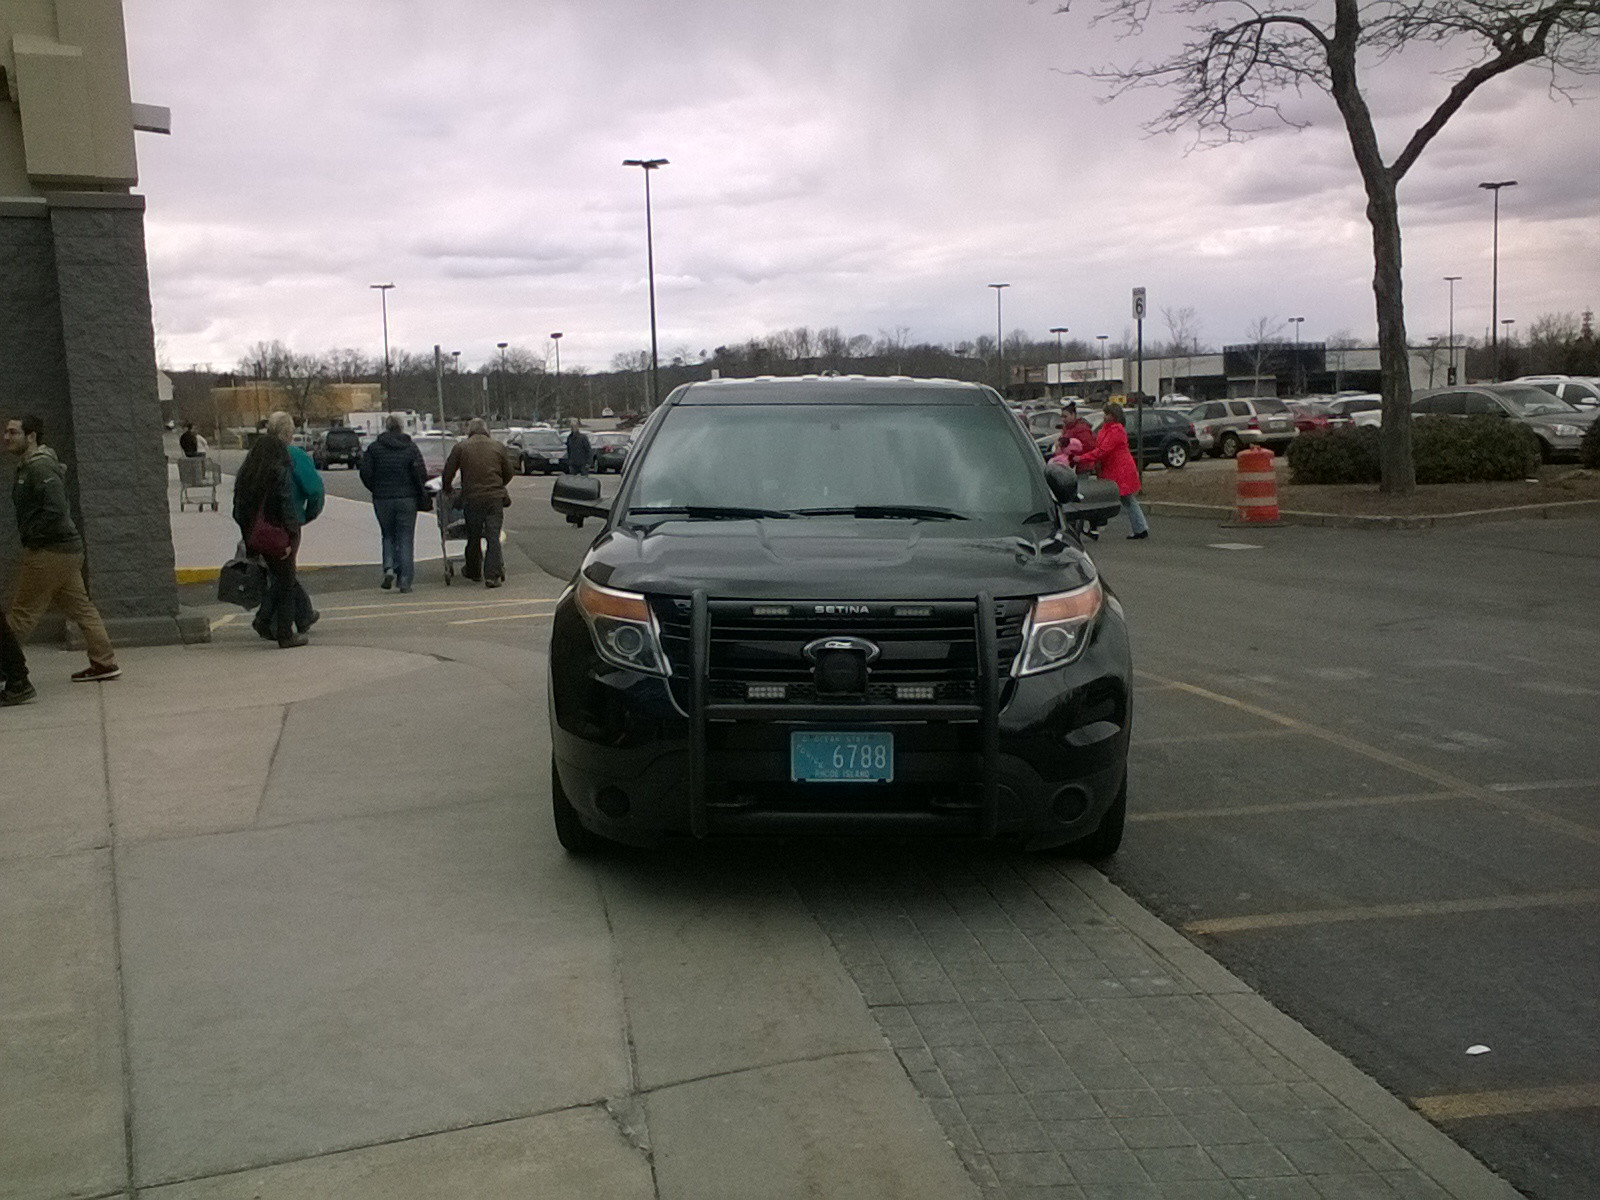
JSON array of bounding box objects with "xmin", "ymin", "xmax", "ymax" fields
[
  {"xmin": 381, "ymin": 573, "xmax": 395, "ymax": 590},
  {"xmin": 251, "ymin": 617, "xmax": 274, "ymax": 640},
  {"xmin": 71, "ymin": 662, "xmax": 122, "ymax": 682},
  {"xmin": 484, "ymin": 578, "xmax": 503, "ymax": 589},
  {"xmin": 277, "ymin": 634, "xmax": 309, "ymax": 649},
  {"xmin": 398, "ymin": 584, "xmax": 412, "ymax": 594},
  {"xmin": 1, "ymin": 681, "xmax": 37, "ymax": 706},
  {"xmin": 1127, "ymin": 530, "xmax": 1149, "ymax": 540},
  {"xmin": 1084, "ymin": 528, "xmax": 1100, "ymax": 541}
]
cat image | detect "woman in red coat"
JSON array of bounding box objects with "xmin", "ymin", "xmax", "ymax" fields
[{"xmin": 1074, "ymin": 403, "xmax": 1149, "ymax": 539}]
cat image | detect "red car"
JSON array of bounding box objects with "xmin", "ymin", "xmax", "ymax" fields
[{"xmin": 1286, "ymin": 401, "xmax": 1333, "ymax": 433}]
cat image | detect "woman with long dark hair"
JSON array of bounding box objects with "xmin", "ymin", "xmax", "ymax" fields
[{"xmin": 232, "ymin": 426, "xmax": 306, "ymax": 647}]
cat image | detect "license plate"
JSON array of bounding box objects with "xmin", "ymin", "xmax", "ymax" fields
[{"xmin": 791, "ymin": 731, "xmax": 894, "ymax": 783}]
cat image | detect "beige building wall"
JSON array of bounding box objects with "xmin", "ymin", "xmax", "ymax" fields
[{"xmin": 2, "ymin": 0, "xmax": 140, "ymax": 194}]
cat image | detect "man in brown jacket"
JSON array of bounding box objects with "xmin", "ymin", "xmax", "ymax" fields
[{"xmin": 441, "ymin": 418, "xmax": 513, "ymax": 587}]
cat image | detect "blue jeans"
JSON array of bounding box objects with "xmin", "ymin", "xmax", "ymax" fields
[
  {"xmin": 374, "ymin": 497, "xmax": 418, "ymax": 588},
  {"xmin": 1122, "ymin": 495, "xmax": 1149, "ymax": 536}
]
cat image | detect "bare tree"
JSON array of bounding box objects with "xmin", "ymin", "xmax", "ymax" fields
[
  {"xmin": 1061, "ymin": 0, "xmax": 1600, "ymax": 492},
  {"xmin": 1244, "ymin": 316, "xmax": 1286, "ymax": 394}
]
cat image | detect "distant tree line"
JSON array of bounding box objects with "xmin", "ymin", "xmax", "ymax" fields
[{"xmin": 164, "ymin": 308, "xmax": 1598, "ymax": 432}]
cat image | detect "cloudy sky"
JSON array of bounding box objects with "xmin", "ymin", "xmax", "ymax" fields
[{"xmin": 124, "ymin": 0, "xmax": 1597, "ymax": 375}]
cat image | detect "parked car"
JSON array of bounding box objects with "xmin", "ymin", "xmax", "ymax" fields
[
  {"xmin": 507, "ymin": 429, "xmax": 568, "ymax": 474},
  {"xmin": 1187, "ymin": 397, "xmax": 1297, "ymax": 457},
  {"xmin": 1322, "ymin": 395, "xmax": 1384, "ymax": 428},
  {"xmin": 413, "ymin": 433, "xmax": 457, "ymax": 480},
  {"xmin": 311, "ymin": 427, "xmax": 363, "ymax": 470},
  {"xmin": 591, "ymin": 431, "xmax": 634, "ymax": 473},
  {"xmin": 1409, "ymin": 384, "xmax": 1597, "ymax": 462},
  {"xmin": 1285, "ymin": 400, "xmax": 1334, "ymax": 434},
  {"xmin": 547, "ymin": 375, "xmax": 1131, "ymax": 856},
  {"xmin": 1034, "ymin": 407, "xmax": 1196, "ymax": 470},
  {"xmin": 1516, "ymin": 376, "xmax": 1600, "ymax": 410}
]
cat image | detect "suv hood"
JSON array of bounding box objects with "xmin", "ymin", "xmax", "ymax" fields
[{"xmin": 582, "ymin": 518, "xmax": 1095, "ymax": 600}]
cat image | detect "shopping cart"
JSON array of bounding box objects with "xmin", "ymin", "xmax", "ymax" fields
[
  {"xmin": 176, "ymin": 455, "xmax": 221, "ymax": 511},
  {"xmin": 429, "ymin": 478, "xmax": 468, "ymax": 584}
]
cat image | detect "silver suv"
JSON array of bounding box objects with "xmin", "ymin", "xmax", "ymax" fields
[{"xmin": 1187, "ymin": 397, "xmax": 1297, "ymax": 457}]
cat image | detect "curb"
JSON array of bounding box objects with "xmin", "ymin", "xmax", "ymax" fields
[
  {"xmin": 1061, "ymin": 864, "xmax": 1522, "ymax": 1200},
  {"xmin": 1143, "ymin": 497, "xmax": 1600, "ymax": 530}
]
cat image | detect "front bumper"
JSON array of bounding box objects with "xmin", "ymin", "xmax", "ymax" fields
[{"xmin": 549, "ymin": 593, "xmax": 1131, "ymax": 850}]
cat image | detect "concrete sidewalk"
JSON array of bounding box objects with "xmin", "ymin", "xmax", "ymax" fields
[{"xmin": 3, "ymin": 611, "xmax": 1520, "ymax": 1198}]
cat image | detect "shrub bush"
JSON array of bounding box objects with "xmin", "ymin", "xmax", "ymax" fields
[
  {"xmin": 1582, "ymin": 420, "xmax": 1600, "ymax": 469},
  {"xmin": 1412, "ymin": 416, "xmax": 1540, "ymax": 483},
  {"xmin": 1286, "ymin": 425, "xmax": 1380, "ymax": 484},
  {"xmin": 1287, "ymin": 416, "xmax": 1541, "ymax": 485}
]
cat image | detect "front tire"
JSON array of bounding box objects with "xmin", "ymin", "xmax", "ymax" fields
[
  {"xmin": 551, "ymin": 758, "xmax": 602, "ymax": 854},
  {"xmin": 1219, "ymin": 432, "xmax": 1242, "ymax": 459},
  {"xmin": 1068, "ymin": 777, "xmax": 1126, "ymax": 860},
  {"xmin": 1164, "ymin": 441, "xmax": 1188, "ymax": 470}
]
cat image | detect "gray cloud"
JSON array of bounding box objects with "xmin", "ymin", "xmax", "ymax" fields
[{"xmin": 125, "ymin": 0, "xmax": 1597, "ymax": 371}]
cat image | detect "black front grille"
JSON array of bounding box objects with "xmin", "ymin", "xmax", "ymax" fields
[{"xmin": 652, "ymin": 596, "xmax": 1033, "ymax": 710}]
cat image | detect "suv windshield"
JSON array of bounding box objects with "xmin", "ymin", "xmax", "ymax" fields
[
  {"xmin": 626, "ymin": 403, "xmax": 1048, "ymax": 522},
  {"xmin": 526, "ymin": 432, "xmax": 565, "ymax": 450},
  {"xmin": 1491, "ymin": 385, "xmax": 1578, "ymax": 417}
]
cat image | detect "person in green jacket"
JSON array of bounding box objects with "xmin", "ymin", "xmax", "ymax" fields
[
  {"xmin": 3, "ymin": 415, "xmax": 120, "ymax": 681},
  {"xmin": 249, "ymin": 411, "xmax": 324, "ymax": 643}
]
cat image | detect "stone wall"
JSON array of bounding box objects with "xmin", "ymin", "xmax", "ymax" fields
[{"xmin": 1, "ymin": 193, "xmax": 191, "ymax": 639}]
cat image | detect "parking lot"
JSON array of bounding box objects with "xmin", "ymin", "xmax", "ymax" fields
[{"xmin": 275, "ymin": 467, "xmax": 1600, "ymax": 1197}]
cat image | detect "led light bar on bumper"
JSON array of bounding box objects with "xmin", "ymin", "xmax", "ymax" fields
[
  {"xmin": 1015, "ymin": 579, "xmax": 1103, "ymax": 676},
  {"xmin": 575, "ymin": 577, "xmax": 670, "ymax": 676}
]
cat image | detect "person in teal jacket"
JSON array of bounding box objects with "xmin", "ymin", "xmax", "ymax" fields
[{"xmin": 251, "ymin": 411, "xmax": 324, "ymax": 642}]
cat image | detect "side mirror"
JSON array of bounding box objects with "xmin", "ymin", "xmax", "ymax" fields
[
  {"xmin": 1057, "ymin": 477, "xmax": 1122, "ymax": 524},
  {"xmin": 1044, "ymin": 462, "xmax": 1079, "ymax": 503},
  {"xmin": 551, "ymin": 475, "xmax": 609, "ymax": 527}
]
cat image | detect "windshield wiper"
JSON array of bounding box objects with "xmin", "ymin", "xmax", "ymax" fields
[
  {"xmin": 626, "ymin": 504, "xmax": 792, "ymax": 521},
  {"xmin": 790, "ymin": 505, "xmax": 968, "ymax": 521}
]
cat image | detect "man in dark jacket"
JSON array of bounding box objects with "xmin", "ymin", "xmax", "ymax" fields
[
  {"xmin": 178, "ymin": 423, "xmax": 200, "ymax": 456},
  {"xmin": 565, "ymin": 419, "xmax": 593, "ymax": 476},
  {"xmin": 359, "ymin": 416, "xmax": 430, "ymax": 593},
  {"xmin": 441, "ymin": 418, "xmax": 513, "ymax": 588},
  {"xmin": 3, "ymin": 415, "xmax": 121, "ymax": 681}
]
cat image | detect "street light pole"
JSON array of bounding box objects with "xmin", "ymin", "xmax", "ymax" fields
[
  {"xmin": 1096, "ymin": 335, "xmax": 1108, "ymax": 390},
  {"xmin": 987, "ymin": 283, "xmax": 1010, "ymax": 395},
  {"xmin": 1049, "ymin": 326, "xmax": 1068, "ymax": 398},
  {"xmin": 550, "ymin": 332, "xmax": 563, "ymax": 423},
  {"xmin": 1288, "ymin": 316, "xmax": 1305, "ymax": 395},
  {"xmin": 623, "ymin": 158, "xmax": 669, "ymax": 408},
  {"xmin": 1443, "ymin": 276, "xmax": 1461, "ymax": 385},
  {"xmin": 496, "ymin": 341, "xmax": 508, "ymax": 421},
  {"xmin": 1478, "ymin": 180, "xmax": 1517, "ymax": 380},
  {"xmin": 370, "ymin": 283, "xmax": 394, "ymax": 405}
]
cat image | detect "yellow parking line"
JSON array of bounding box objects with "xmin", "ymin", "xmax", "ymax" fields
[
  {"xmin": 1183, "ymin": 889, "xmax": 1600, "ymax": 937},
  {"xmin": 1131, "ymin": 791, "xmax": 1467, "ymax": 823},
  {"xmin": 1135, "ymin": 670, "xmax": 1600, "ymax": 850},
  {"xmin": 1136, "ymin": 728, "xmax": 1298, "ymax": 747},
  {"xmin": 1415, "ymin": 1083, "xmax": 1600, "ymax": 1122},
  {"xmin": 448, "ymin": 611, "xmax": 557, "ymax": 626},
  {"xmin": 314, "ymin": 596, "xmax": 556, "ymax": 614}
]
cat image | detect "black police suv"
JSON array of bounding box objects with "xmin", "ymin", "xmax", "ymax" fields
[{"xmin": 548, "ymin": 376, "xmax": 1132, "ymax": 854}]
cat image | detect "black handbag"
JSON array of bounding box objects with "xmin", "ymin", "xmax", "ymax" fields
[{"xmin": 217, "ymin": 543, "xmax": 268, "ymax": 609}]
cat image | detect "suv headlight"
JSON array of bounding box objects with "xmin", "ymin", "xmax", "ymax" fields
[
  {"xmin": 575, "ymin": 577, "xmax": 670, "ymax": 676},
  {"xmin": 1548, "ymin": 423, "xmax": 1584, "ymax": 438},
  {"xmin": 1015, "ymin": 579, "xmax": 1103, "ymax": 676}
]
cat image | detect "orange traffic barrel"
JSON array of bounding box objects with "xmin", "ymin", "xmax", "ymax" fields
[{"xmin": 1235, "ymin": 447, "xmax": 1280, "ymax": 523}]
